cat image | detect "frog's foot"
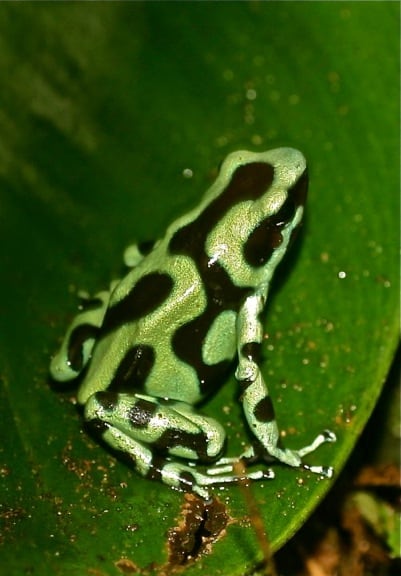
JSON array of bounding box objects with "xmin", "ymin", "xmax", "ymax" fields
[
  {"xmin": 235, "ymin": 426, "xmax": 336, "ymax": 479},
  {"xmin": 204, "ymin": 432, "xmax": 335, "ymax": 479},
  {"xmin": 207, "ymin": 429, "xmax": 336, "ymax": 482},
  {"xmin": 194, "ymin": 467, "xmax": 274, "ymax": 499},
  {"xmin": 239, "ymin": 367, "xmax": 336, "ymax": 477},
  {"xmin": 293, "ymin": 430, "xmax": 336, "ymax": 477},
  {"xmin": 257, "ymin": 429, "xmax": 336, "ymax": 478}
]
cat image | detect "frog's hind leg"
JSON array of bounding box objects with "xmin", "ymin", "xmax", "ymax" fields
[
  {"xmin": 84, "ymin": 391, "xmax": 236, "ymax": 497},
  {"xmin": 89, "ymin": 421, "xmax": 273, "ymax": 499},
  {"xmin": 84, "ymin": 391, "xmax": 278, "ymax": 498},
  {"xmin": 86, "ymin": 392, "xmax": 228, "ymax": 460}
]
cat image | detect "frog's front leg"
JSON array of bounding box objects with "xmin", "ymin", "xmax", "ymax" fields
[
  {"xmin": 236, "ymin": 292, "xmax": 336, "ymax": 475},
  {"xmin": 50, "ymin": 290, "xmax": 111, "ymax": 382},
  {"xmin": 123, "ymin": 240, "xmax": 158, "ymax": 268}
]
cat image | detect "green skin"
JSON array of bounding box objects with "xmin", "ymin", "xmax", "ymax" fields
[{"xmin": 50, "ymin": 148, "xmax": 335, "ymax": 499}]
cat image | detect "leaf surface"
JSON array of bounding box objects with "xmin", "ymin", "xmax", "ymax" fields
[{"xmin": 0, "ymin": 3, "xmax": 398, "ymax": 575}]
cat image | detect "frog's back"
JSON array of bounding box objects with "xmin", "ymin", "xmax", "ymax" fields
[
  {"xmin": 77, "ymin": 248, "xmax": 215, "ymax": 404},
  {"xmin": 79, "ymin": 148, "xmax": 307, "ymax": 405}
]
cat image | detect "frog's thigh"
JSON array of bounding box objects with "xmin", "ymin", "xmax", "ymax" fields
[
  {"xmin": 84, "ymin": 391, "xmax": 226, "ymax": 462},
  {"xmin": 90, "ymin": 424, "xmax": 214, "ymax": 498}
]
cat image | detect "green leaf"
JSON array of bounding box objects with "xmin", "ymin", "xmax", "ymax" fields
[{"xmin": 0, "ymin": 3, "xmax": 398, "ymax": 575}]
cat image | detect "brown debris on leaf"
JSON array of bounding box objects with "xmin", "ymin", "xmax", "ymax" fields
[
  {"xmin": 113, "ymin": 493, "xmax": 231, "ymax": 576},
  {"xmin": 167, "ymin": 493, "xmax": 230, "ymax": 568}
]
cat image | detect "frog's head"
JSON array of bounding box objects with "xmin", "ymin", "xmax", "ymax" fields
[{"xmin": 205, "ymin": 147, "xmax": 308, "ymax": 288}]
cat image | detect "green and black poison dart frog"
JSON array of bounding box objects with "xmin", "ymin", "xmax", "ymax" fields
[{"xmin": 50, "ymin": 148, "xmax": 335, "ymax": 499}]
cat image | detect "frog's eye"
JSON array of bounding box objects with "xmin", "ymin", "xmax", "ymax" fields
[
  {"xmin": 272, "ymin": 167, "xmax": 308, "ymax": 228},
  {"xmin": 242, "ymin": 167, "xmax": 307, "ymax": 268},
  {"xmin": 272, "ymin": 197, "xmax": 297, "ymax": 228},
  {"xmin": 289, "ymin": 168, "xmax": 308, "ymax": 209},
  {"xmin": 243, "ymin": 217, "xmax": 284, "ymax": 268}
]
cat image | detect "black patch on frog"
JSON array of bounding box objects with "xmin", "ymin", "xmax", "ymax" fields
[
  {"xmin": 169, "ymin": 162, "xmax": 275, "ymax": 395},
  {"xmin": 171, "ymin": 264, "xmax": 245, "ymax": 396},
  {"xmin": 146, "ymin": 454, "xmax": 165, "ymax": 482},
  {"xmin": 178, "ymin": 471, "xmax": 197, "ymax": 492},
  {"xmin": 169, "ymin": 162, "xmax": 275, "ymax": 259},
  {"xmin": 108, "ymin": 344, "xmax": 155, "ymax": 392},
  {"xmin": 101, "ymin": 272, "xmax": 173, "ymax": 336},
  {"xmin": 85, "ymin": 416, "xmax": 110, "ymax": 437},
  {"xmin": 128, "ymin": 398, "xmax": 157, "ymax": 428},
  {"xmin": 94, "ymin": 390, "xmax": 119, "ymax": 411},
  {"xmin": 241, "ymin": 341, "xmax": 262, "ymax": 364},
  {"xmin": 238, "ymin": 379, "xmax": 253, "ymax": 391},
  {"xmin": 67, "ymin": 323, "xmax": 99, "ymax": 373},
  {"xmin": 253, "ymin": 396, "xmax": 275, "ymax": 423},
  {"xmin": 154, "ymin": 428, "xmax": 218, "ymax": 463}
]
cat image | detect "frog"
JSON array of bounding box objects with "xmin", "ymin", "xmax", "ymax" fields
[{"xmin": 50, "ymin": 147, "xmax": 335, "ymax": 499}]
